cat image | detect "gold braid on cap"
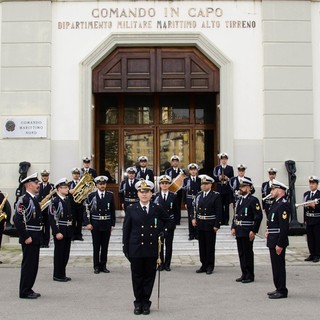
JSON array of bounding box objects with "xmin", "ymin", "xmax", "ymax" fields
[{"xmin": 140, "ymin": 179, "xmax": 148, "ymax": 189}]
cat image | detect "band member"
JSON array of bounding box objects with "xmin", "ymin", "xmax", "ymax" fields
[
  {"xmin": 261, "ymin": 168, "xmax": 277, "ymax": 216},
  {"xmin": 68, "ymin": 168, "xmax": 85, "ymax": 241},
  {"xmin": 165, "ymin": 155, "xmax": 185, "ymax": 225},
  {"xmin": 119, "ymin": 167, "xmax": 139, "ymax": 212},
  {"xmin": 13, "ymin": 173, "xmax": 42, "ymax": 299},
  {"xmin": 182, "ymin": 163, "xmax": 201, "ymax": 240},
  {"xmin": 81, "ymin": 156, "xmax": 97, "ymax": 178},
  {"xmin": 230, "ymin": 164, "xmax": 255, "ymax": 204},
  {"xmin": 154, "ymin": 175, "xmax": 178, "ymax": 271},
  {"xmin": 37, "ymin": 169, "xmax": 54, "ymax": 248},
  {"xmin": 231, "ymin": 178, "xmax": 262, "ymax": 283},
  {"xmin": 123, "ymin": 179, "xmax": 171, "ymax": 315},
  {"xmin": 303, "ymin": 176, "xmax": 320, "ymax": 263},
  {"xmin": 84, "ymin": 176, "xmax": 116, "ymax": 274},
  {"xmin": 0, "ymin": 190, "xmax": 12, "ymax": 264},
  {"xmin": 49, "ymin": 178, "xmax": 73, "ymax": 282},
  {"xmin": 192, "ymin": 175, "xmax": 222, "ymax": 275},
  {"xmin": 266, "ymin": 180, "xmax": 290, "ymax": 299},
  {"xmin": 136, "ymin": 156, "xmax": 154, "ymax": 183},
  {"xmin": 213, "ymin": 152, "xmax": 234, "ymax": 225}
]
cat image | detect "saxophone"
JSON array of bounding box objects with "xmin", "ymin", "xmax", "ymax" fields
[
  {"xmin": 40, "ymin": 188, "xmax": 57, "ymax": 211},
  {"xmin": 0, "ymin": 192, "xmax": 8, "ymax": 222}
]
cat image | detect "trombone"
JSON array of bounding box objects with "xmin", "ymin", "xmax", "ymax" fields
[{"xmin": 295, "ymin": 198, "xmax": 319, "ymax": 208}]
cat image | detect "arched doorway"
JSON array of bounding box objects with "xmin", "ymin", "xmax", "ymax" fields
[{"xmin": 92, "ymin": 47, "xmax": 220, "ymax": 208}]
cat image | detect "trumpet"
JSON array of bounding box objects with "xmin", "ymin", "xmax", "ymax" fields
[
  {"xmin": 295, "ymin": 198, "xmax": 319, "ymax": 208},
  {"xmin": 262, "ymin": 193, "xmax": 273, "ymax": 201}
]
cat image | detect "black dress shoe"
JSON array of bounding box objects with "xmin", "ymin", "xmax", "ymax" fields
[
  {"xmin": 313, "ymin": 257, "xmax": 319, "ymax": 263},
  {"xmin": 165, "ymin": 266, "xmax": 171, "ymax": 271},
  {"xmin": 269, "ymin": 292, "xmax": 287, "ymax": 299},
  {"xmin": 188, "ymin": 236, "xmax": 194, "ymax": 241},
  {"xmin": 158, "ymin": 264, "xmax": 165, "ymax": 271},
  {"xmin": 101, "ymin": 268, "xmax": 110, "ymax": 273},
  {"xmin": 53, "ymin": 277, "xmax": 68, "ymax": 282},
  {"xmin": 20, "ymin": 292, "xmax": 39, "ymax": 299},
  {"xmin": 206, "ymin": 269, "xmax": 213, "ymax": 275},
  {"xmin": 65, "ymin": 277, "xmax": 71, "ymax": 281},
  {"xmin": 267, "ymin": 290, "xmax": 277, "ymax": 296},
  {"xmin": 94, "ymin": 268, "xmax": 100, "ymax": 274},
  {"xmin": 33, "ymin": 292, "xmax": 41, "ymax": 297},
  {"xmin": 304, "ymin": 255, "xmax": 314, "ymax": 261},
  {"xmin": 241, "ymin": 279, "xmax": 254, "ymax": 283},
  {"xmin": 134, "ymin": 307, "xmax": 142, "ymax": 315},
  {"xmin": 235, "ymin": 276, "xmax": 244, "ymax": 282},
  {"xmin": 196, "ymin": 268, "xmax": 206, "ymax": 273},
  {"xmin": 142, "ymin": 307, "xmax": 150, "ymax": 315}
]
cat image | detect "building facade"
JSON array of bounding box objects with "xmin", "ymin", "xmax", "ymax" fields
[{"xmin": 1, "ymin": 0, "xmax": 320, "ymax": 216}]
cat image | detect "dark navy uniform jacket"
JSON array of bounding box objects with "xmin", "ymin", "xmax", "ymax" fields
[
  {"xmin": 123, "ymin": 202, "xmax": 171, "ymax": 258},
  {"xmin": 48, "ymin": 196, "xmax": 73, "ymax": 238},
  {"xmin": 194, "ymin": 190, "xmax": 222, "ymax": 231},
  {"xmin": 213, "ymin": 165, "xmax": 234, "ymax": 194},
  {"xmin": 81, "ymin": 167, "xmax": 97, "ymax": 178},
  {"xmin": 136, "ymin": 168, "xmax": 155, "ymax": 183},
  {"xmin": 153, "ymin": 192, "xmax": 177, "ymax": 230},
  {"xmin": 232, "ymin": 194, "xmax": 262, "ymax": 238},
  {"xmin": 14, "ymin": 192, "xmax": 43, "ymax": 245},
  {"xmin": 165, "ymin": 167, "xmax": 186, "ymax": 181},
  {"xmin": 266, "ymin": 196, "xmax": 290, "ymax": 248},
  {"xmin": 37, "ymin": 182, "xmax": 54, "ymax": 202},
  {"xmin": 230, "ymin": 176, "xmax": 256, "ymax": 200},
  {"xmin": 119, "ymin": 178, "xmax": 139, "ymax": 206},
  {"xmin": 261, "ymin": 181, "xmax": 273, "ymax": 211},
  {"xmin": 303, "ymin": 189, "xmax": 320, "ymax": 225},
  {"xmin": 83, "ymin": 190, "xmax": 116, "ymax": 231},
  {"xmin": 182, "ymin": 176, "xmax": 201, "ymax": 209}
]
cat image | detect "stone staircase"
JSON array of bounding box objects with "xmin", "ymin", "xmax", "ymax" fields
[{"xmin": 39, "ymin": 218, "xmax": 268, "ymax": 257}]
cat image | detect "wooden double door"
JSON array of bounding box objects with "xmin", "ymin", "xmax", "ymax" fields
[{"xmin": 92, "ymin": 47, "xmax": 220, "ymax": 208}]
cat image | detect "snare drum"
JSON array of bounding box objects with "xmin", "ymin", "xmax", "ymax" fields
[{"xmin": 169, "ymin": 172, "xmax": 186, "ymax": 193}]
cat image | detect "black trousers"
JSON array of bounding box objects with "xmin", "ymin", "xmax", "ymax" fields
[
  {"xmin": 41, "ymin": 209, "xmax": 51, "ymax": 246},
  {"xmin": 175, "ymin": 190, "xmax": 182, "ymax": 225},
  {"xmin": 269, "ymin": 247, "xmax": 288, "ymax": 295},
  {"xmin": 53, "ymin": 236, "xmax": 72, "ymax": 279},
  {"xmin": 160, "ymin": 229, "xmax": 175, "ymax": 267},
  {"xmin": 236, "ymin": 237, "xmax": 254, "ymax": 280},
  {"xmin": 221, "ymin": 193, "xmax": 231, "ymax": 225},
  {"xmin": 19, "ymin": 243, "xmax": 40, "ymax": 297},
  {"xmin": 198, "ymin": 229, "xmax": 216, "ymax": 271},
  {"xmin": 130, "ymin": 257, "xmax": 157, "ymax": 308},
  {"xmin": 91, "ymin": 228, "xmax": 111, "ymax": 269},
  {"xmin": 71, "ymin": 205, "xmax": 84, "ymax": 239},
  {"xmin": 306, "ymin": 223, "xmax": 320, "ymax": 258},
  {"xmin": 186, "ymin": 204, "xmax": 197, "ymax": 238}
]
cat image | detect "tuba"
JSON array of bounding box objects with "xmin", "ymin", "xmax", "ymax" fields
[
  {"xmin": 0, "ymin": 192, "xmax": 8, "ymax": 222},
  {"xmin": 72, "ymin": 173, "xmax": 95, "ymax": 203},
  {"xmin": 40, "ymin": 188, "xmax": 57, "ymax": 211}
]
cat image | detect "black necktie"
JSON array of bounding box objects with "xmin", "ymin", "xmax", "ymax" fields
[
  {"xmin": 143, "ymin": 206, "xmax": 147, "ymax": 214},
  {"xmin": 311, "ymin": 192, "xmax": 314, "ymax": 199},
  {"xmin": 163, "ymin": 194, "xmax": 166, "ymax": 201},
  {"xmin": 101, "ymin": 193, "xmax": 104, "ymax": 199},
  {"xmin": 203, "ymin": 192, "xmax": 206, "ymax": 198}
]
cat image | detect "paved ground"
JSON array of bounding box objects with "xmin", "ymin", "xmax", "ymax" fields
[{"xmin": 0, "ymin": 232, "xmax": 319, "ymax": 320}]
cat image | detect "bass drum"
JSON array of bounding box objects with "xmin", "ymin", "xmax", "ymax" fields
[{"xmin": 168, "ymin": 173, "xmax": 186, "ymax": 193}]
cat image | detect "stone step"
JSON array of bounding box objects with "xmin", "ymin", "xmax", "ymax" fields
[{"xmin": 37, "ymin": 222, "xmax": 268, "ymax": 257}]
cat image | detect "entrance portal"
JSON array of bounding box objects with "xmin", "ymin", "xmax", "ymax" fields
[{"xmin": 93, "ymin": 47, "xmax": 220, "ymax": 208}]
